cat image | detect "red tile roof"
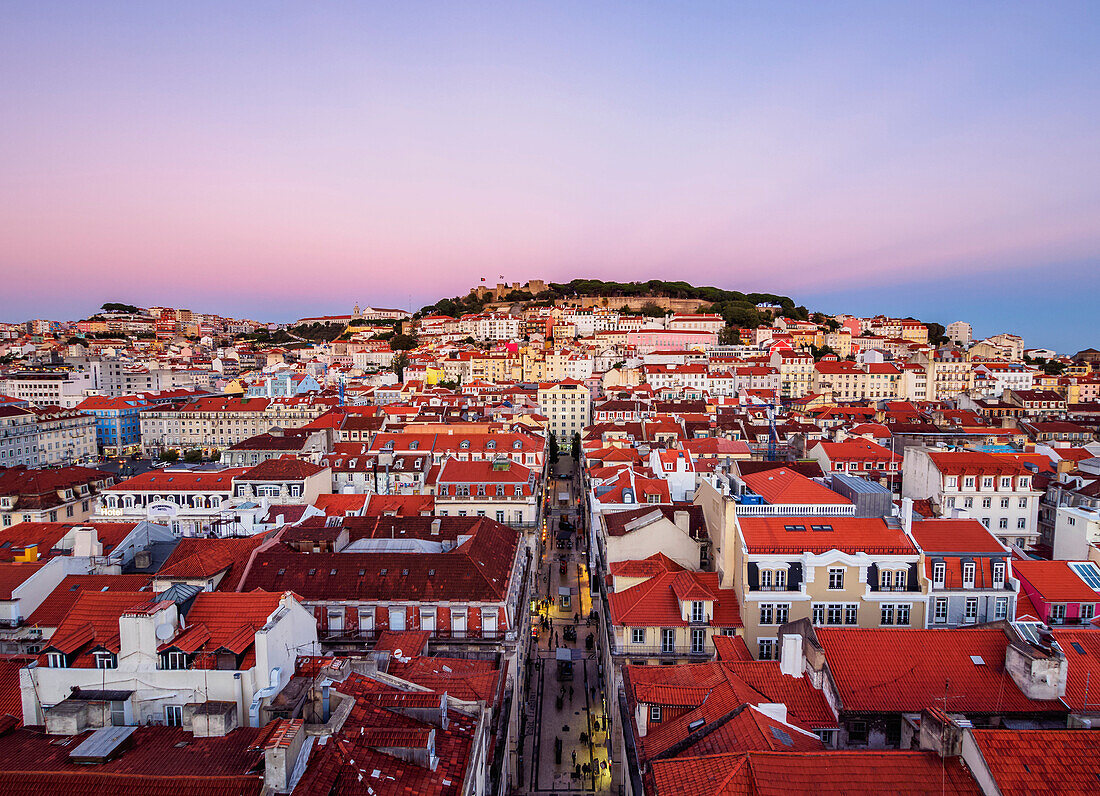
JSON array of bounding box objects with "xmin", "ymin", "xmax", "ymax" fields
[
  {"xmin": 970, "ymin": 728, "xmax": 1100, "ymax": 795},
  {"xmin": 241, "ymin": 518, "xmax": 519, "ymax": 602},
  {"xmin": 26, "ymin": 574, "xmax": 152, "ymax": 628},
  {"xmin": 925, "ymin": 450, "xmax": 1028, "ymax": 476},
  {"xmin": 0, "ymin": 562, "xmax": 44, "ymax": 599},
  {"xmin": 1052, "ymin": 629, "xmax": 1100, "ymax": 711},
  {"xmin": 910, "ymin": 518, "xmax": 1007, "ymax": 554},
  {"xmin": 156, "ymin": 535, "xmax": 270, "ymax": 592},
  {"xmin": 649, "ymin": 750, "xmax": 980, "ymax": 795},
  {"xmin": 816, "ymin": 628, "xmax": 1066, "ymax": 715},
  {"xmin": 736, "ymin": 517, "xmax": 916, "ymax": 555},
  {"xmin": 106, "ymin": 468, "xmax": 247, "ymax": 492},
  {"xmin": 1013, "ymin": 559, "xmax": 1100, "ymax": 603},
  {"xmin": 0, "ymin": 725, "xmax": 266, "ymax": 795},
  {"xmin": 0, "ymin": 655, "xmax": 34, "ymax": 724},
  {"xmin": 238, "ymin": 457, "xmax": 327, "ymax": 480},
  {"xmin": 740, "ymin": 468, "xmax": 851, "ymax": 506},
  {"xmin": 609, "ymin": 571, "xmax": 741, "ymax": 629}
]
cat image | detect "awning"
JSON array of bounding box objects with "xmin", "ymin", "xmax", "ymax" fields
[
  {"xmin": 558, "ymin": 587, "xmax": 572, "ymax": 596},
  {"xmin": 556, "ymin": 647, "xmax": 572, "ymax": 661}
]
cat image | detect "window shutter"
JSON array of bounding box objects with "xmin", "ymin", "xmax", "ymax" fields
[
  {"xmin": 867, "ymin": 563, "xmax": 879, "ymax": 592},
  {"xmin": 907, "ymin": 562, "xmax": 919, "ymax": 591},
  {"xmin": 788, "ymin": 562, "xmax": 803, "ymax": 591},
  {"xmin": 747, "ymin": 562, "xmax": 759, "ymax": 591}
]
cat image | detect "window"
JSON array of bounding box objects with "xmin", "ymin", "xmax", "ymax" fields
[
  {"xmin": 94, "ymin": 651, "xmax": 116, "ymax": 669},
  {"xmin": 934, "ymin": 598, "xmax": 948, "ymax": 623},
  {"xmin": 933, "ymin": 562, "xmax": 946, "ymax": 587},
  {"xmin": 1000, "ymin": 498, "xmax": 1010, "ymax": 508},
  {"xmin": 1082, "ymin": 604, "xmax": 1095, "ymax": 622},
  {"xmin": 328, "ymin": 608, "xmax": 345, "ymax": 633},
  {"xmin": 999, "ymin": 517, "xmax": 1008, "ymax": 529},
  {"xmin": 163, "ymin": 651, "xmax": 187, "ymax": 670},
  {"xmin": 982, "ymin": 498, "xmax": 992, "ymax": 509},
  {"xmin": 993, "ymin": 562, "xmax": 1005, "ymax": 588},
  {"xmin": 1017, "ymin": 518, "xmax": 1027, "ymax": 529},
  {"xmin": 419, "ymin": 608, "xmax": 435, "ymax": 632},
  {"xmin": 895, "ymin": 604, "xmax": 911, "ymax": 626},
  {"xmin": 982, "ymin": 477, "xmax": 994, "ymax": 490},
  {"xmin": 691, "ymin": 601, "xmax": 705, "ymax": 623},
  {"xmin": 962, "ymin": 563, "xmax": 975, "ymax": 588},
  {"xmin": 812, "ymin": 605, "xmax": 825, "ymax": 625},
  {"xmin": 759, "ymin": 604, "xmax": 774, "ymax": 625},
  {"xmin": 848, "ymin": 720, "xmax": 869, "ymax": 745},
  {"xmin": 632, "ymin": 628, "xmax": 646, "ymax": 644},
  {"xmin": 994, "ymin": 598, "xmax": 1008, "ymax": 620},
  {"xmin": 828, "ymin": 568, "xmax": 844, "ymax": 590},
  {"xmin": 650, "ymin": 706, "xmax": 662, "ymax": 722},
  {"xmin": 881, "ymin": 605, "xmax": 895, "ymax": 626},
  {"xmin": 1050, "ymin": 604, "xmax": 1066, "ymax": 624},
  {"xmin": 844, "ymin": 605, "xmax": 858, "ymax": 625},
  {"xmin": 775, "ymin": 604, "xmax": 789, "ymax": 624},
  {"xmin": 389, "ymin": 607, "xmax": 406, "ymax": 631},
  {"xmin": 760, "ymin": 569, "xmax": 772, "ymax": 589},
  {"xmin": 964, "ymin": 598, "xmax": 978, "ymax": 623},
  {"xmin": 1018, "ymin": 498, "xmax": 1028, "ymax": 509},
  {"xmin": 661, "ymin": 628, "xmax": 675, "ymax": 653},
  {"xmin": 358, "ymin": 608, "xmax": 374, "ymax": 635},
  {"xmin": 758, "ymin": 639, "xmax": 776, "ymax": 660},
  {"xmin": 964, "ymin": 477, "xmax": 975, "ymax": 489},
  {"xmin": 964, "ymin": 498, "xmax": 973, "ymax": 509},
  {"xmin": 46, "ymin": 652, "xmax": 65, "ymax": 668},
  {"xmin": 773, "ymin": 569, "xmax": 787, "ymax": 589},
  {"xmin": 826, "ymin": 604, "xmax": 843, "ymax": 625},
  {"xmin": 165, "ymin": 705, "xmax": 183, "ymax": 727},
  {"xmin": 1000, "ymin": 477, "xmax": 1012, "ymax": 489},
  {"xmin": 691, "ymin": 627, "xmax": 706, "ymax": 654}
]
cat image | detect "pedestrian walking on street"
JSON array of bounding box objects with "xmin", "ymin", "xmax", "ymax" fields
[
  {"xmin": 571, "ymin": 750, "xmax": 577, "ymax": 766},
  {"xmin": 569, "ymin": 685, "xmax": 574, "ymax": 702},
  {"xmin": 574, "ymin": 612, "xmax": 579, "ymax": 624}
]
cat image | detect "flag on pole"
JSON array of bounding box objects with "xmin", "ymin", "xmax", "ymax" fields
[{"xmin": 480, "ymin": 277, "xmax": 486, "ymax": 282}]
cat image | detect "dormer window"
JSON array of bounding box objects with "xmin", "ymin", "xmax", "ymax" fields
[
  {"xmin": 94, "ymin": 651, "xmax": 117, "ymax": 670},
  {"xmin": 964, "ymin": 477, "xmax": 975, "ymax": 489},
  {"xmin": 992, "ymin": 562, "xmax": 1005, "ymax": 588},
  {"xmin": 46, "ymin": 652, "xmax": 65, "ymax": 668},
  {"xmin": 691, "ymin": 601, "xmax": 705, "ymax": 623},
  {"xmin": 459, "ymin": 440, "xmax": 470, "ymax": 449},
  {"xmin": 962, "ymin": 563, "xmax": 976, "ymax": 588},
  {"xmin": 933, "ymin": 562, "xmax": 946, "ymax": 587}
]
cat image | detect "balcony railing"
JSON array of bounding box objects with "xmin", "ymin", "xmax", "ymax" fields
[
  {"xmin": 613, "ymin": 643, "xmax": 711, "ymax": 657},
  {"xmin": 734, "ymin": 503, "xmax": 856, "ymax": 517}
]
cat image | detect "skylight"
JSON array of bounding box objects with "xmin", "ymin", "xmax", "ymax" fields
[{"xmin": 1069, "ymin": 561, "xmax": 1100, "ymax": 592}]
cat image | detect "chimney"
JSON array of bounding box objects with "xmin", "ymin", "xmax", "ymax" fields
[
  {"xmin": 263, "ymin": 719, "xmax": 307, "ymax": 793},
  {"xmin": 133, "ymin": 549, "xmax": 152, "ymax": 570},
  {"xmin": 431, "ymin": 519, "xmax": 441, "ymax": 536},
  {"xmin": 900, "ymin": 497, "xmax": 913, "ymax": 537},
  {"xmin": 72, "ymin": 527, "xmax": 103, "ymax": 558},
  {"xmin": 779, "ymin": 633, "xmax": 803, "ymax": 678},
  {"xmin": 673, "ymin": 511, "xmax": 691, "ymax": 534}
]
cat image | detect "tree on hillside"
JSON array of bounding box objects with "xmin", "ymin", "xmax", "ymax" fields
[
  {"xmin": 389, "ymin": 333, "xmax": 418, "ymax": 351},
  {"xmin": 391, "ymin": 352, "xmax": 409, "ymax": 381},
  {"xmin": 640, "ymin": 302, "xmax": 666, "ymax": 317}
]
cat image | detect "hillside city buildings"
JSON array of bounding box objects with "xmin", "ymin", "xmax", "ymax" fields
[{"xmin": 0, "ymin": 291, "xmax": 1099, "ymax": 794}]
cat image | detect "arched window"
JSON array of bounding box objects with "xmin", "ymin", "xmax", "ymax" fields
[
  {"xmin": 459, "ymin": 440, "xmax": 470, "ymax": 449},
  {"xmin": 106, "ymin": 495, "xmax": 119, "ymax": 509},
  {"xmin": 123, "ymin": 495, "xmax": 135, "ymax": 509}
]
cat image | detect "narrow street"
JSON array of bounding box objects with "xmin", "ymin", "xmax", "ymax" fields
[{"xmin": 518, "ymin": 453, "xmax": 612, "ymax": 795}]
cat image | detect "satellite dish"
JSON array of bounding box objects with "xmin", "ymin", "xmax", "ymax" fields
[{"xmin": 155, "ymin": 623, "xmax": 174, "ymax": 641}]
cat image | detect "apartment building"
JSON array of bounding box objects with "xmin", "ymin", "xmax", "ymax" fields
[
  {"xmin": 537, "ymin": 379, "xmax": 592, "ymax": 442},
  {"xmin": 769, "ymin": 350, "xmax": 814, "ymax": 398},
  {"xmin": 435, "ymin": 457, "xmax": 539, "ymax": 526},
  {"xmin": 27, "ymin": 406, "xmax": 97, "ymax": 465},
  {"xmin": 607, "ymin": 556, "xmax": 742, "ymax": 665},
  {"xmin": 902, "ymin": 448, "xmax": 1041, "ymax": 549},
  {"xmin": 911, "ymin": 518, "xmax": 1017, "ymax": 627},
  {"xmin": 0, "ymin": 371, "xmax": 95, "ymax": 408},
  {"xmin": 140, "ymin": 395, "xmax": 336, "ymax": 455},
  {"xmin": 727, "ymin": 515, "xmax": 925, "ymax": 659},
  {"xmin": 0, "ymin": 466, "xmax": 115, "ymax": 527}
]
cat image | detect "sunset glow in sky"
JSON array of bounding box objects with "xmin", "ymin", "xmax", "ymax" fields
[{"xmin": 2, "ymin": 2, "xmax": 1098, "ymax": 349}]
